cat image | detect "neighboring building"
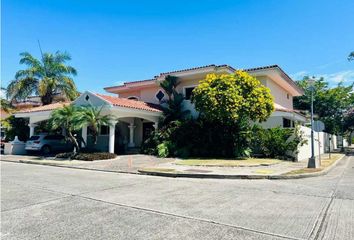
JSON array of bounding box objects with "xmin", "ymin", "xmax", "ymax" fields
[{"xmin": 14, "ymin": 64, "xmax": 306, "ymax": 154}]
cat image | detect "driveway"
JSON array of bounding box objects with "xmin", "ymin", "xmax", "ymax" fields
[{"xmin": 1, "ymin": 155, "xmax": 354, "ymax": 239}]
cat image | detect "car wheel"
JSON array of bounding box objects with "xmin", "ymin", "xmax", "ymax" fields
[{"xmin": 41, "ymin": 145, "xmax": 51, "ymax": 155}]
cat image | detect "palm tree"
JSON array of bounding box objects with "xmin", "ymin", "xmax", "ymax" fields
[
  {"xmin": 0, "ymin": 98, "xmax": 14, "ymax": 113},
  {"xmin": 159, "ymin": 75, "xmax": 190, "ymax": 124},
  {"xmin": 7, "ymin": 51, "xmax": 79, "ymax": 105},
  {"xmin": 49, "ymin": 105, "xmax": 81, "ymax": 152},
  {"xmin": 159, "ymin": 75, "xmax": 179, "ymax": 100},
  {"xmin": 76, "ymin": 106, "xmax": 114, "ymax": 146}
]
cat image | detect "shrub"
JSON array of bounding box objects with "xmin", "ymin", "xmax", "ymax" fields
[
  {"xmin": 73, "ymin": 152, "xmax": 117, "ymax": 161},
  {"xmin": 55, "ymin": 152, "xmax": 117, "ymax": 161},
  {"xmin": 142, "ymin": 118, "xmax": 253, "ymax": 159},
  {"xmin": 2, "ymin": 116, "xmax": 29, "ymax": 141},
  {"xmin": 157, "ymin": 142, "xmax": 170, "ymax": 158},
  {"xmin": 55, "ymin": 152, "xmax": 75, "ymax": 159},
  {"xmin": 250, "ymin": 125, "xmax": 306, "ymax": 160}
]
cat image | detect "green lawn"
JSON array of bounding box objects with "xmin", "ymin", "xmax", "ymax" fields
[{"xmin": 175, "ymin": 158, "xmax": 282, "ymax": 167}]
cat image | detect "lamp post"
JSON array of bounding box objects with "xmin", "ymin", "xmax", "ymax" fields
[{"xmin": 307, "ymin": 77, "xmax": 318, "ymax": 168}]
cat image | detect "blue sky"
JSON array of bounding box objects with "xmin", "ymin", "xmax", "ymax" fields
[{"xmin": 2, "ymin": 0, "xmax": 354, "ymax": 94}]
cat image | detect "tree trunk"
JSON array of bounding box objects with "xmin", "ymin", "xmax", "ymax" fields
[
  {"xmin": 67, "ymin": 131, "xmax": 80, "ymax": 153},
  {"xmin": 92, "ymin": 131, "xmax": 98, "ymax": 145}
]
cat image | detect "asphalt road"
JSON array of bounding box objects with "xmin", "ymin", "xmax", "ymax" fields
[{"xmin": 1, "ymin": 156, "xmax": 353, "ymax": 240}]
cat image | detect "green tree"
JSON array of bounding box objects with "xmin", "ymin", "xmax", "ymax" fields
[
  {"xmin": 294, "ymin": 76, "xmax": 354, "ymax": 134},
  {"xmin": 191, "ymin": 70, "xmax": 274, "ymax": 157},
  {"xmin": 159, "ymin": 75, "xmax": 190, "ymax": 124},
  {"xmin": 76, "ymin": 106, "xmax": 114, "ymax": 146},
  {"xmin": 293, "ymin": 76, "xmax": 328, "ymax": 111},
  {"xmin": 49, "ymin": 105, "xmax": 81, "ymax": 152},
  {"xmin": 7, "ymin": 51, "xmax": 79, "ymax": 105},
  {"xmin": 192, "ymin": 70, "xmax": 274, "ymax": 124},
  {"xmin": 1, "ymin": 116, "xmax": 29, "ymax": 141},
  {"xmin": 344, "ymin": 108, "xmax": 354, "ymax": 137}
]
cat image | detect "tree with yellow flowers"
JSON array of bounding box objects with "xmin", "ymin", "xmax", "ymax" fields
[{"xmin": 192, "ymin": 70, "xmax": 274, "ymax": 124}]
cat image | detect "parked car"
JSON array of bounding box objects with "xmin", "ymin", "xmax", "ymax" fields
[{"xmin": 25, "ymin": 134, "xmax": 74, "ymax": 154}]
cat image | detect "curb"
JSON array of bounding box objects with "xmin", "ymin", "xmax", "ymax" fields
[
  {"xmin": 2, "ymin": 154, "xmax": 346, "ymax": 180},
  {"xmin": 138, "ymin": 155, "xmax": 347, "ymax": 180},
  {"xmin": 1, "ymin": 159, "xmax": 140, "ymax": 175}
]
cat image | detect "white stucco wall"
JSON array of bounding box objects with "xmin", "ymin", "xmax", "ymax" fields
[
  {"xmin": 259, "ymin": 116, "xmax": 283, "ymax": 128},
  {"xmin": 265, "ymin": 76, "xmax": 293, "ymax": 109},
  {"xmin": 296, "ymin": 126, "xmax": 339, "ymax": 161}
]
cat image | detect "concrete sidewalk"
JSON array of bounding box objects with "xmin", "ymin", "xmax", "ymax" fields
[
  {"xmin": 139, "ymin": 154, "xmax": 346, "ymax": 179},
  {"xmin": 1, "ymin": 154, "xmax": 175, "ymax": 174},
  {"xmin": 1, "ymin": 153, "xmax": 346, "ymax": 179}
]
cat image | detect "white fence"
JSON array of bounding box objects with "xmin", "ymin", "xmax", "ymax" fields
[{"xmin": 295, "ymin": 126, "xmax": 345, "ymax": 161}]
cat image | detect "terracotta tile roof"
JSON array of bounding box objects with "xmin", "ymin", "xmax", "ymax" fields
[
  {"xmin": 96, "ymin": 94, "xmax": 162, "ymax": 113},
  {"xmin": 104, "ymin": 64, "xmax": 234, "ymax": 91},
  {"xmin": 274, "ymin": 103, "xmax": 306, "ymax": 117},
  {"xmin": 124, "ymin": 79, "xmax": 156, "ymax": 85},
  {"xmin": 243, "ymin": 64, "xmax": 279, "ymax": 72},
  {"xmin": 244, "ymin": 65, "xmax": 304, "ymax": 95},
  {"xmin": 156, "ymin": 64, "xmax": 233, "ymax": 77},
  {"xmin": 104, "ymin": 64, "xmax": 303, "ymax": 95},
  {"xmin": 15, "ymin": 102, "xmax": 71, "ymax": 113}
]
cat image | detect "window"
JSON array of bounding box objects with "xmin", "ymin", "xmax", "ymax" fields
[
  {"xmin": 28, "ymin": 136, "xmax": 40, "ymax": 140},
  {"xmin": 184, "ymin": 87, "xmax": 195, "ymax": 100},
  {"xmin": 127, "ymin": 96, "xmax": 139, "ymax": 101},
  {"xmin": 44, "ymin": 135, "xmax": 64, "ymax": 140},
  {"xmin": 283, "ymin": 118, "xmax": 292, "ymax": 128},
  {"xmin": 287, "ymin": 93, "xmax": 290, "ymax": 99},
  {"xmin": 155, "ymin": 90, "xmax": 165, "ymax": 101}
]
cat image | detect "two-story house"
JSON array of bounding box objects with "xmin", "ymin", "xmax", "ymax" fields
[{"xmin": 15, "ymin": 64, "xmax": 305, "ymax": 153}]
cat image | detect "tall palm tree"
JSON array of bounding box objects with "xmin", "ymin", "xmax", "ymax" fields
[
  {"xmin": 159, "ymin": 75, "xmax": 179, "ymax": 100},
  {"xmin": 49, "ymin": 105, "xmax": 81, "ymax": 152},
  {"xmin": 76, "ymin": 106, "xmax": 114, "ymax": 146},
  {"xmin": 159, "ymin": 75, "xmax": 190, "ymax": 124},
  {"xmin": 7, "ymin": 51, "xmax": 79, "ymax": 105}
]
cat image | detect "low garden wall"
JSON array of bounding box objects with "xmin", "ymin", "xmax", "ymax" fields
[{"xmin": 296, "ymin": 126, "xmax": 340, "ymax": 161}]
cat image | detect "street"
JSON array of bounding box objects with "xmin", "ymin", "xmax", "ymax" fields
[{"xmin": 1, "ymin": 156, "xmax": 353, "ymax": 240}]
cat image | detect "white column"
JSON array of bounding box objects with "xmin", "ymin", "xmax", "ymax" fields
[
  {"xmin": 28, "ymin": 123, "xmax": 37, "ymax": 137},
  {"xmin": 128, "ymin": 123, "xmax": 136, "ymax": 147},
  {"xmin": 81, "ymin": 125, "xmax": 87, "ymax": 148},
  {"xmin": 109, "ymin": 121, "xmax": 118, "ymax": 153},
  {"xmin": 153, "ymin": 122, "xmax": 159, "ymax": 130}
]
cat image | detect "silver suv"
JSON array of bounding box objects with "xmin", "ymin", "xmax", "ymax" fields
[{"xmin": 25, "ymin": 134, "xmax": 74, "ymax": 154}]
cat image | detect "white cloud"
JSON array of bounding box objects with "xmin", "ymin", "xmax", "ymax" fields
[
  {"xmin": 290, "ymin": 71, "xmax": 309, "ymax": 80},
  {"xmin": 319, "ymin": 70, "xmax": 354, "ymax": 84},
  {"xmin": 290, "ymin": 70, "xmax": 354, "ymax": 85}
]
